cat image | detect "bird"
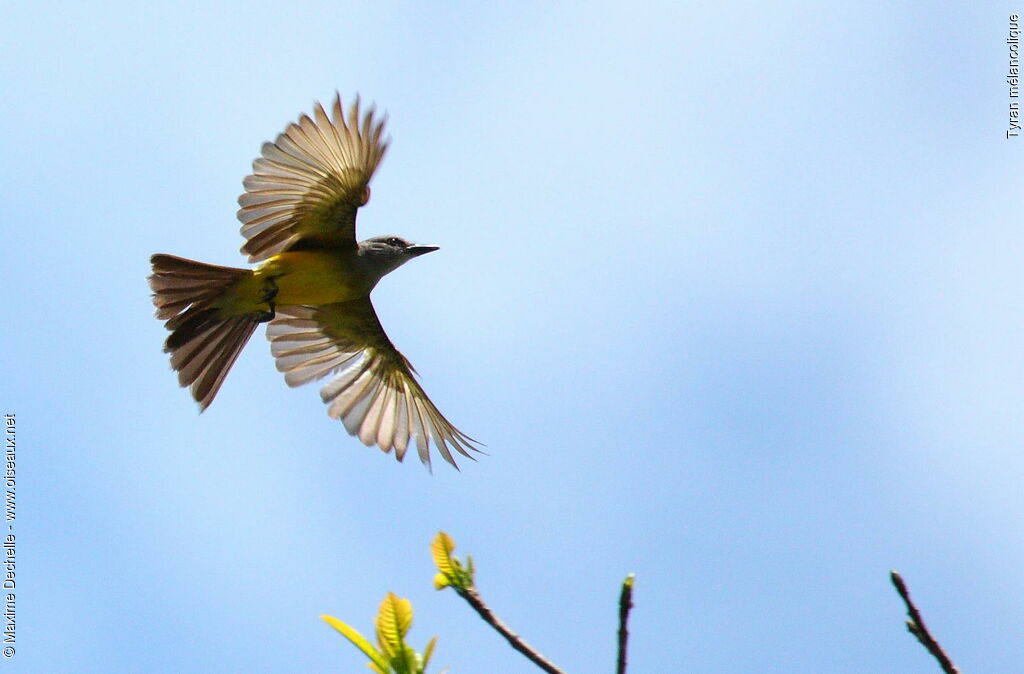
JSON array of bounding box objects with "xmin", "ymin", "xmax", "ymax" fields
[{"xmin": 148, "ymin": 93, "xmax": 479, "ymax": 469}]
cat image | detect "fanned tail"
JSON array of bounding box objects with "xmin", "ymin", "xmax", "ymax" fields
[{"xmin": 148, "ymin": 254, "xmax": 261, "ymax": 410}]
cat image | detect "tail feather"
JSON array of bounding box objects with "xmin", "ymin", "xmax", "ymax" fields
[
  {"xmin": 149, "ymin": 254, "xmax": 261, "ymax": 410},
  {"xmin": 177, "ymin": 316, "xmax": 258, "ymax": 409},
  {"xmin": 150, "ymin": 254, "xmax": 251, "ymax": 319}
]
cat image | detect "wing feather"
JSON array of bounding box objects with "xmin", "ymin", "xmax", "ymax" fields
[
  {"xmin": 267, "ymin": 300, "xmax": 480, "ymax": 469},
  {"xmin": 237, "ymin": 94, "xmax": 389, "ymax": 261}
]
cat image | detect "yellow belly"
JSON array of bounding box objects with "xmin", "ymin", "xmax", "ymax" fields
[{"xmin": 256, "ymin": 250, "xmax": 369, "ymax": 306}]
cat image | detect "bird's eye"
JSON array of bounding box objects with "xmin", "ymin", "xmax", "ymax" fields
[{"xmin": 387, "ymin": 237, "xmax": 403, "ymax": 247}]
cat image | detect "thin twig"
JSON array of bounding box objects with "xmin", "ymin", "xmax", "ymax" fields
[
  {"xmin": 616, "ymin": 574, "xmax": 635, "ymax": 674},
  {"xmin": 890, "ymin": 571, "xmax": 960, "ymax": 674},
  {"xmin": 457, "ymin": 586, "xmax": 566, "ymax": 674}
]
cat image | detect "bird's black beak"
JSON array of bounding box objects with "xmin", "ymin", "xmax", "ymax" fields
[{"xmin": 406, "ymin": 244, "xmax": 440, "ymax": 257}]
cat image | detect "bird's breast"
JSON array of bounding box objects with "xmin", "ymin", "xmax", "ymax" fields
[{"xmin": 257, "ymin": 250, "xmax": 372, "ymax": 306}]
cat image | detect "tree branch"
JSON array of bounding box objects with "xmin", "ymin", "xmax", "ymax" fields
[
  {"xmin": 456, "ymin": 585, "xmax": 566, "ymax": 674},
  {"xmin": 616, "ymin": 574, "xmax": 635, "ymax": 674},
  {"xmin": 890, "ymin": 571, "xmax": 960, "ymax": 674}
]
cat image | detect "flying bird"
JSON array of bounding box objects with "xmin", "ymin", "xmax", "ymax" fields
[{"xmin": 148, "ymin": 94, "xmax": 479, "ymax": 469}]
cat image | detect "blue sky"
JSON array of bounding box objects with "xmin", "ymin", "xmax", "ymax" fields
[{"xmin": 2, "ymin": 1, "xmax": 1022, "ymax": 671}]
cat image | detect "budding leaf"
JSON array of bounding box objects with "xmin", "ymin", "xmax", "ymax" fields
[
  {"xmin": 320, "ymin": 614, "xmax": 389, "ymax": 672},
  {"xmin": 422, "ymin": 636, "xmax": 438, "ymax": 671},
  {"xmin": 431, "ymin": 532, "xmax": 457, "ymax": 577},
  {"xmin": 376, "ymin": 593, "xmax": 414, "ymax": 661}
]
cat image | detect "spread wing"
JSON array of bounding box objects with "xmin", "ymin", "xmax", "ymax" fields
[
  {"xmin": 266, "ymin": 300, "xmax": 480, "ymax": 469},
  {"xmin": 237, "ymin": 94, "xmax": 389, "ymax": 262}
]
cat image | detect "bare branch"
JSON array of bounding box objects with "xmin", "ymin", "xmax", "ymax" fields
[
  {"xmin": 890, "ymin": 571, "xmax": 960, "ymax": 674},
  {"xmin": 616, "ymin": 574, "xmax": 635, "ymax": 674},
  {"xmin": 456, "ymin": 585, "xmax": 566, "ymax": 674}
]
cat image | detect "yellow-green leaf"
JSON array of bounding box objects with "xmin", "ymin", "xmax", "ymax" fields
[
  {"xmin": 375, "ymin": 593, "xmax": 413, "ymax": 659},
  {"xmin": 422, "ymin": 635, "xmax": 438, "ymax": 671},
  {"xmin": 320, "ymin": 614, "xmax": 389, "ymax": 672},
  {"xmin": 431, "ymin": 532, "xmax": 456, "ymax": 576},
  {"xmin": 433, "ymin": 573, "xmax": 451, "ymax": 590}
]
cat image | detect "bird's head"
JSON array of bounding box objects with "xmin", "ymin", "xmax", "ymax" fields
[{"xmin": 359, "ymin": 235, "xmax": 439, "ymax": 278}]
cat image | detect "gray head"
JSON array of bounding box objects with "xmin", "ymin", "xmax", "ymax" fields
[{"xmin": 358, "ymin": 235, "xmax": 439, "ymax": 279}]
